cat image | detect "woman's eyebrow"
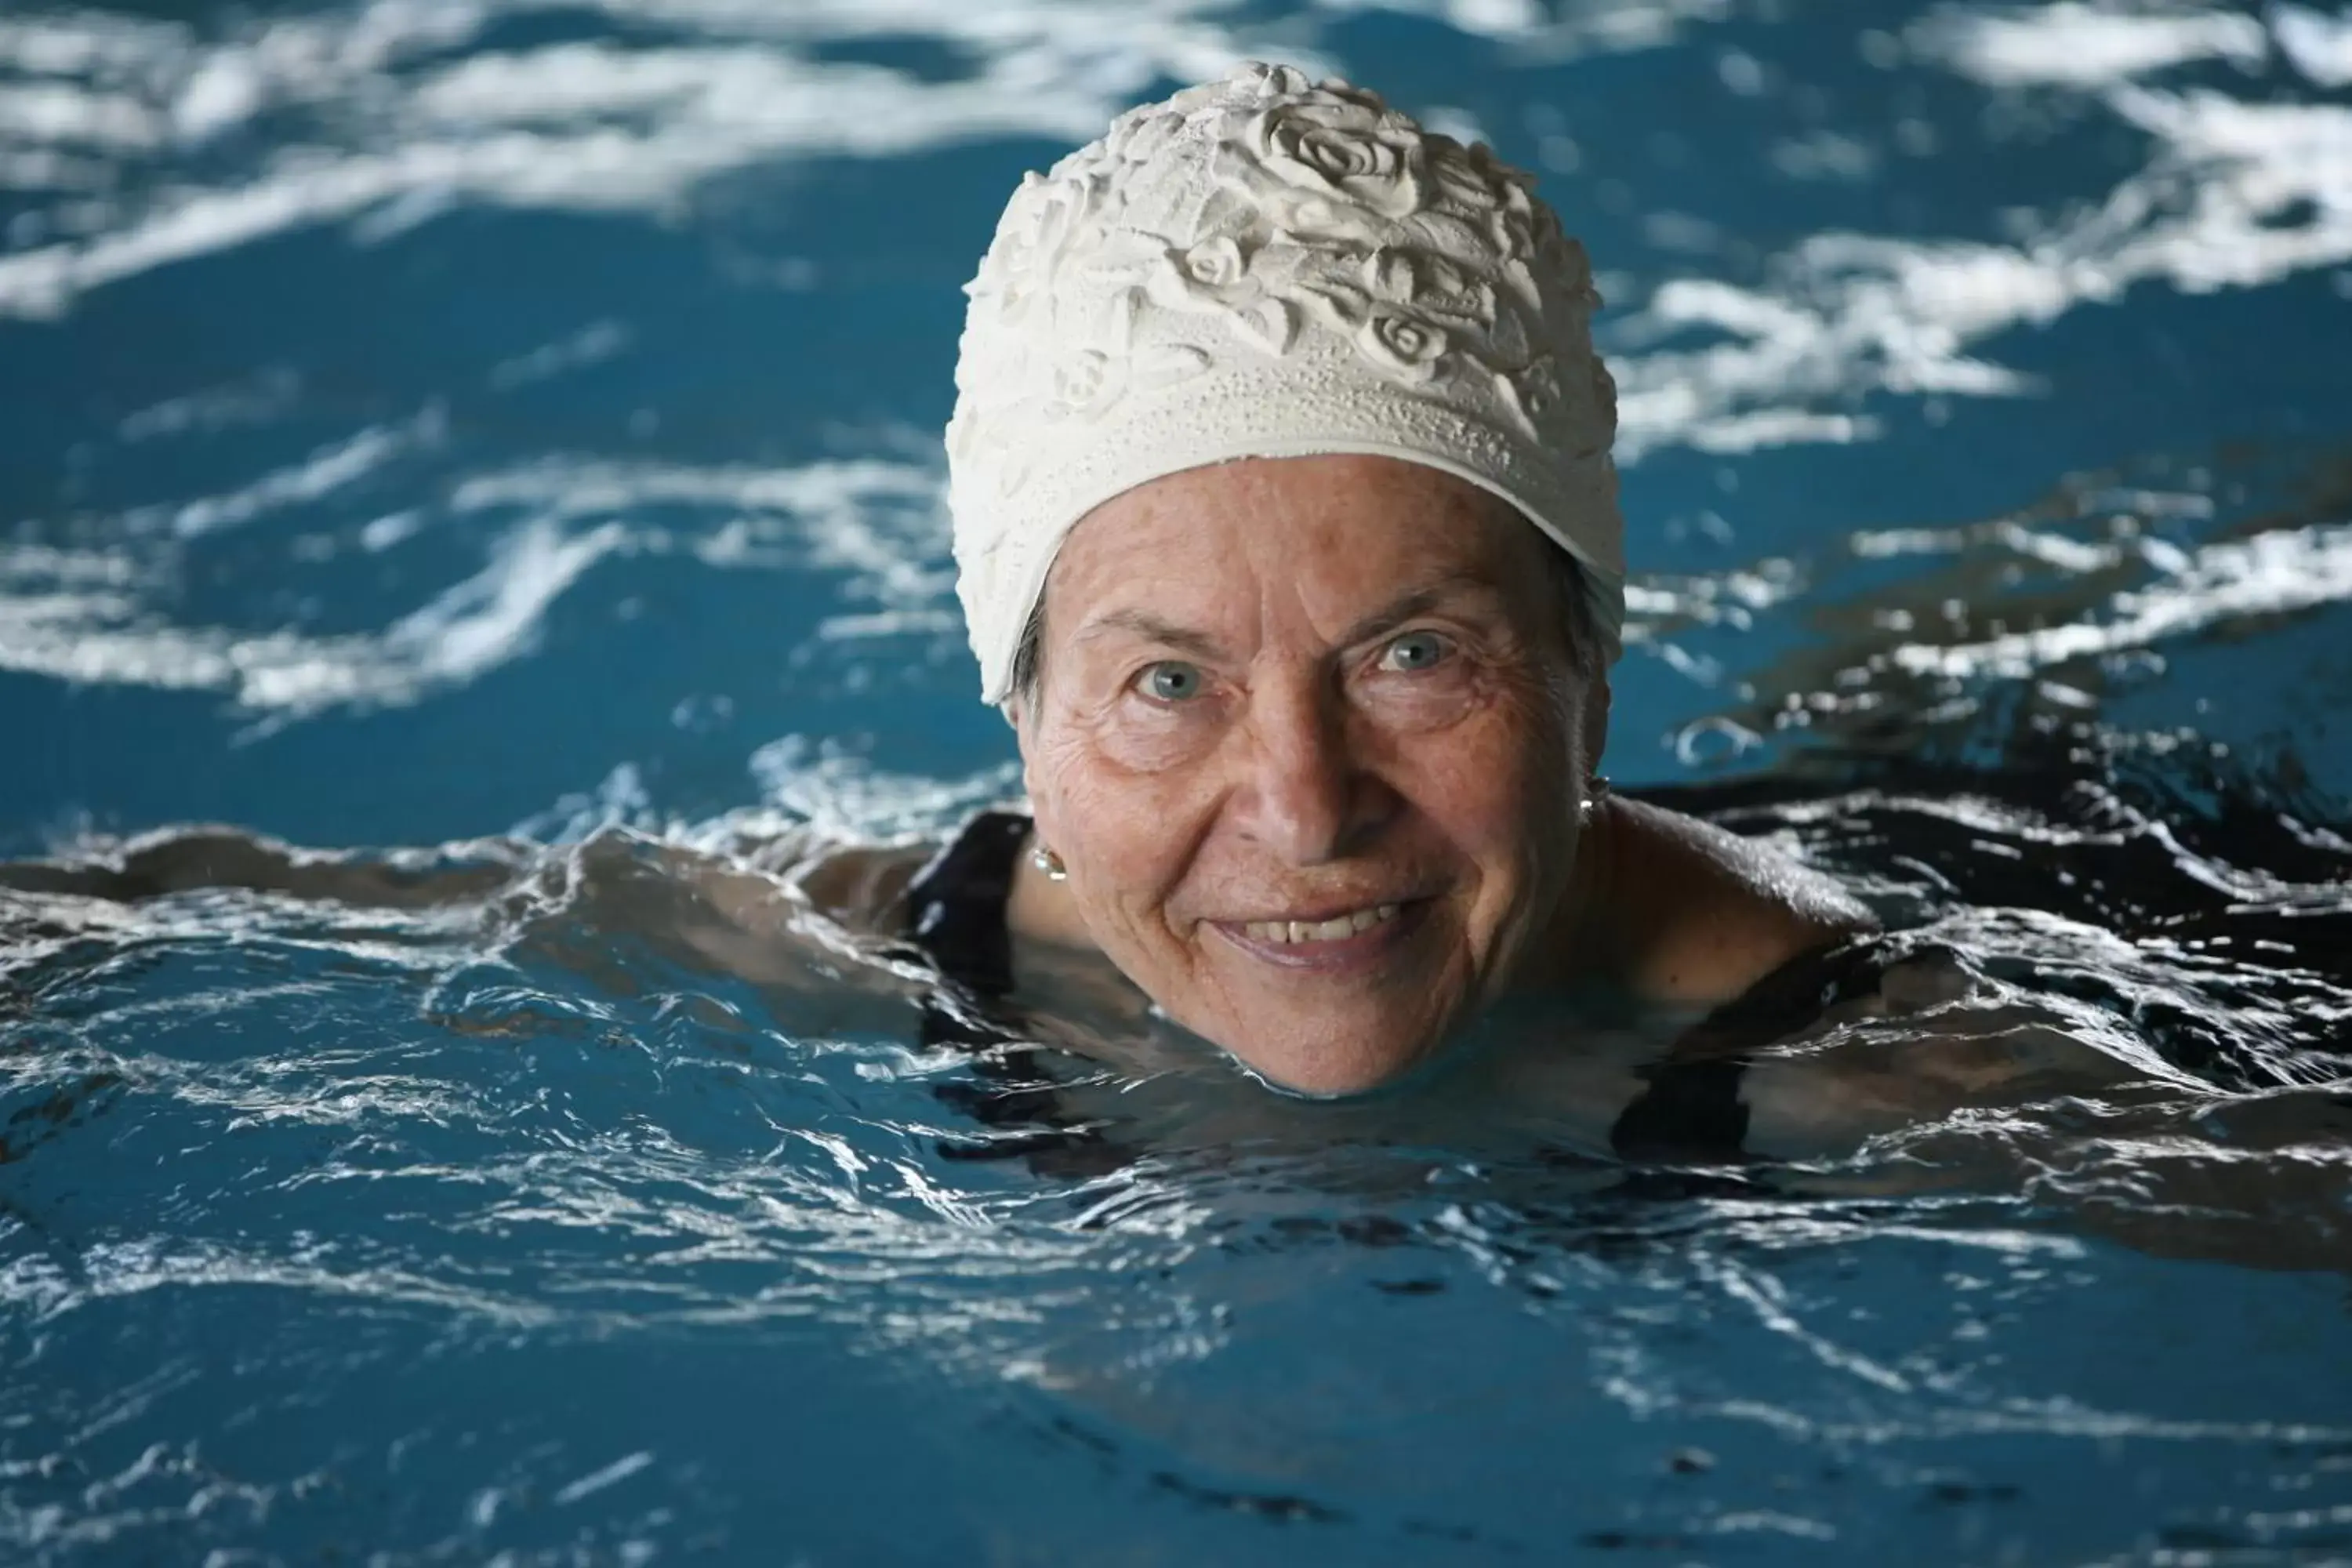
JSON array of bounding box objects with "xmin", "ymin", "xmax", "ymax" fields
[
  {"xmin": 1335, "ymin": 574, "xmax": 1503, "ymax": 648},
  {"xmin": 1071, "ymin": 608, "xmax": 1228, "ymax": 661},
  {"xmin": 1073, "ymin": 575, "xmax": 1506, "ymax": 661}
]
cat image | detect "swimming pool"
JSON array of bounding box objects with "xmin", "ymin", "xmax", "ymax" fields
[{"xmin": 4, "ymin": 0, "xmax": 2351, "ymax": 1561}]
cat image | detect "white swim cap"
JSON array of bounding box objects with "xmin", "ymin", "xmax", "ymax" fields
[{"xmin": 946, "ymin": 61, "xmax": 1626, "ymax": 706}]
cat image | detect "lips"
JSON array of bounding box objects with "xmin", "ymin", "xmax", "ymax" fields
[
  {"xmin": 1208, "ymin": 897, "xmax": 1431, "ymax": 975},
  {"xmin": 1240, "ymin": 902, "xmax": 1401, "ymax": 945}
]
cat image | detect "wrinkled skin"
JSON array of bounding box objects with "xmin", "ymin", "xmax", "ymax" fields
[{"xmin": 1011, "ymin": 455, "xmax": 1608, "ymax": 1094}]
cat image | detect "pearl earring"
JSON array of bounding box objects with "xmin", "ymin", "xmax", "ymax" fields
[
  {"xmin": 1580, "ymin": 775, "xmax": 1613, "ymax": 821},
  {"xmin": 1029, "ymin": 844, "xmax": 1068, "ymax": 881}
]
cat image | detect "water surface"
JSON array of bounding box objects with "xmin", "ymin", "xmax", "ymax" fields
[{"xmin": 5, "ymin": 0, "xmax": 2352, "ymax": 1561}]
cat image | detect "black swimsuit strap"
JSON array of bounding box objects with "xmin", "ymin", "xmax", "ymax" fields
[
  {"xmin": 1608, "ymin": 1058, "xmax": 1751, "ymax": 1162},
  {"xmin": 1606, "ymin": 936, "xmax": 1899, "ymax": 1161},
  {"xmin": 901, "ymin": 808, "xmax": 1033, "ymax": 998},
  {"xmin": 898, "ymin": 810, "xmax": 1132, "ymax": 1178}
]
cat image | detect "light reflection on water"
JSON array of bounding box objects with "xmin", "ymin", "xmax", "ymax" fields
[{"xmin": 3, "ymin": 0, "xmax": 2352, "ymax": 1562}]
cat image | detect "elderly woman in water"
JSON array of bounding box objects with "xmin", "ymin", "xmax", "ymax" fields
[
  {"xmin": 909, "ymin": 63, "xmax": 1871, "ymax": 1098},
  {"xmin": 10, "ymin": 64, "xmax": 1878, "ymax": 1129},
  {"xmin": 23, "ymin": 64, "xmax": 2341, "ymax": 1218}
]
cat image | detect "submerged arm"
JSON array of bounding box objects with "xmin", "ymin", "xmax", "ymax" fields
[
  {"xmin": 0, "ymin": 825, "xmax": 531, "ymax": 907},
  {"xmin": 1, "ymin": 822, "xmax": 936, "ymax": 997},
  {"xmin": 1725, "ymin": 949, "xmax": 2352, "ymax": 1273}
]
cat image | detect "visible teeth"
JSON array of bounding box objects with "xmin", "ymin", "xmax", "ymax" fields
[{"xmin": 1241, "ymin": 903, "xmax": 1399, "ymax": 945}]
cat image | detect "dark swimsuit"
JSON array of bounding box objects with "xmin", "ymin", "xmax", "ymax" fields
[
  {"xmin": 898, "ymin": 811, "xmax": 1127, "ymax": 1174},
  {"xmin": 899, "ymin": 808, "xmax": 1891, "ymax": 1164}
]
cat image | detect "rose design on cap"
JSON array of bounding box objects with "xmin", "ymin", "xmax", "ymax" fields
[
  {"xmin": 1145, "ymin": 235, "xmax": 1301, "ymax": 357},
  {"xmin": 947, "ymin": 60, "xmax": 1628, "ymax": 706},
  {"xmin": 1178, "ymin": 235, "xmax": 1247, "ymax": 289},
  {"xmin": 1246, "ymin": 100, "xmax": 1426, "ymax": 221},
  {"xmin": 1358, "ymin": 308, "xmax": 1450, "ymax": 383}
]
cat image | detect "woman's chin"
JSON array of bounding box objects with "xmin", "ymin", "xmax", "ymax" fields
[
  {"xmin": 1167, "ymin": 915, "xmax": 1475, "ymax": 1094},
  {"xmin": 1210, "ymin": 1022, "xmax": 1449, "ymax": 1098}
]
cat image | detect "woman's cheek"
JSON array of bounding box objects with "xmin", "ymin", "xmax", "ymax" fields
[
  {"xmin": 1043, "ymin": 717, "xmax": 1207, "ymax": 877},
  {"xmin": 1417, "ymin": 686, "xmax": 1566, "ymax": 835},
  {"xmin": 1091, "ymin": 699, "xmax": 1225, "ymax": 776},
  {"xmin": 1355, "ymin": 666, "xmax": 1485, "ymax": 735}
]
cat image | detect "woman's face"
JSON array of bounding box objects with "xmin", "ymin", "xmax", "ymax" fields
[{"xmin": 1013, "ymin": 454, "xmax": 1607, "ymax": 1094}]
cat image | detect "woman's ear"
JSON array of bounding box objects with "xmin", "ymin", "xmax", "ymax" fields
[
  {"xmin": 1581, "ymin": 675, "xmax": 1612, "ymax": 775},
  {"xmin": 1007, "ymin": 695, "xmax": 1033, "ymax": 789},
  {"xmin": 1008, "ymin": 696, "xmax": 1049, "ymax": 829}
]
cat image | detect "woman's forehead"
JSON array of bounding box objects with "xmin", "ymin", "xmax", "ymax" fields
[{"xmin": 1050, "ymin": 455, "xmax": 1541, "ymax": 620}]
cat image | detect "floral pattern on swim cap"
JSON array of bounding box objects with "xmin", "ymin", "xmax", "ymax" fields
[{"xmin": 947, "ymin": 62, "xmax": 1626, "ymax": 706}]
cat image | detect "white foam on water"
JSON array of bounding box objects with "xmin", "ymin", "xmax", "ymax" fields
[
  {"xmin": 0, "ymin": 444, "xmax": 953, "ymax": 719},
  {"xmin": 1914, "ymin": 1, "xmax": 2267, "ymax": 89},
  {"xmin": 2, "ymin": 0, "xmax": 2348, "ymax": 727}
]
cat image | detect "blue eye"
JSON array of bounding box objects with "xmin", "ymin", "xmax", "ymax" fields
[
  {"xmin": 1142, "ymin": 661, "xmax": 1206, "ymax": 702},
  {"xmin": 1379, "ymin": 631, "xmax": 1450, "ymax": 672}
]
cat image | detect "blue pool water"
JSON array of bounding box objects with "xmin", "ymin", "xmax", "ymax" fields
[{"xmin": 5, "ymin": 1, "xmax": 2352, "ymax": 1562}]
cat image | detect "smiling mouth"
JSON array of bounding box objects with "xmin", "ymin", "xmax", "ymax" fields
[
  {"xmin": 1240, "ymin": 903, "xmax": 1401, "ymax": 945},
  {"xmin": 1208, "ymin": 898, "xmax": 1430, "ymax": 974}
]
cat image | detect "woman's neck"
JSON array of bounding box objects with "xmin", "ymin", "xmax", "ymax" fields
[{"xmin": 1534, "ymin": 789, "xmax": 1628, "ymax": 983}]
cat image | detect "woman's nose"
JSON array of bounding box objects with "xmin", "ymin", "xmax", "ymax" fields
[{"xmin": 1232, "ymin": 682, "xmax": 1385, "ymax": 865}]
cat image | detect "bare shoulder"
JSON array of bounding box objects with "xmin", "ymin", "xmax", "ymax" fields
[
  {"xmin": 558, "ymin": 829, "xmax": 931, "ymax": 996},
  {"xmin": 1597, "ymin": 795, "xmax": 1877, "ymax": 1005},
  {"xmin": 776, "ymin": 840, "xmax": 929, "ymax": 932},
  {"xmin": 662, "ymin": 829, "xmax": 928, "ymax": 940}
]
